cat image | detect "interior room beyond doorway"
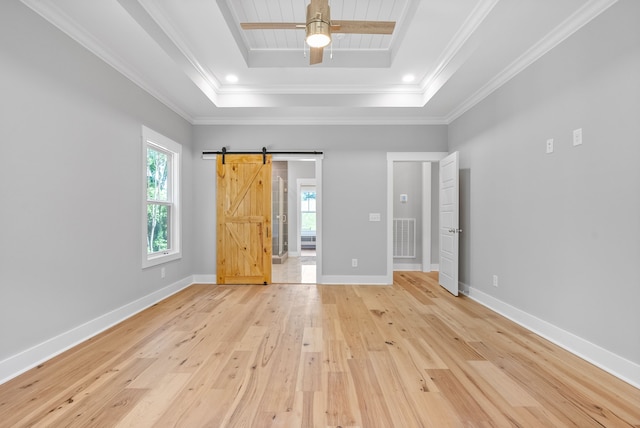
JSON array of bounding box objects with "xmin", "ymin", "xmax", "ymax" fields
[{"xmin": 271, "ymin": 160, "xmax": 317, "ymax": 284}]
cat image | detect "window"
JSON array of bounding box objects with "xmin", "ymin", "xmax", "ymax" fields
[
  {"xmin": 301, "ymin": 186, "xmax": 316, "ymax": 249},
  {"xmin": 142, "ymin": 126, "xmax": 181, "ymax": 268}
]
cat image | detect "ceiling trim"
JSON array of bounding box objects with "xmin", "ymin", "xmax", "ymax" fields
[
  {"xmin": 245, "ymin": 48, "xmax": 393, "ymax": 68},
  {"xmin": 418, "ymin": 0, "xmax": 500, "ymax": 105},
  {"xmin": 191, "ymin": 116, "xmax": 448, "ymax": 126},
  {"xmin": 445, "ymin": 0, "xmax": 620, "ymax": 124},
  {"xmin": 215, "ymin": 83, "xmax": 424, "ymax": 95},
  {"xmin": 119, "ymin": 0, "xmax": 223, "ymax": 105},
  {"xmin": 215, "ymin": 0, "xmax": 249, "ymax": 65},
  {"xmin": 19, "ymin": 0, "xmax": 195, "ymax": 124}
]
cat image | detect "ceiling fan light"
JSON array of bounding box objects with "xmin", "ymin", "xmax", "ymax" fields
[{"xmin": 306, "ymin": 21, "xmax": 331, "ymax": 48}]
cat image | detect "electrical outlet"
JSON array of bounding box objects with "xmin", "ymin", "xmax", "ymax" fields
[
  {"xmin": 161, "ymin": 267, "xmax": 166, "ymax": 278},
  {"xmin": 546, "ymin": 139, "xmax": 554, "ymax": 154},
  {"xmin": 352, "ymin": 258, "xmax": 358, "ymax": 268},
  {"xmin": 492, "ymin": 275, "xmax": 498, "ymax": 287},
  {"xmin": 573, "ymin": 128, "xmax": 583, "ymax": 146}
]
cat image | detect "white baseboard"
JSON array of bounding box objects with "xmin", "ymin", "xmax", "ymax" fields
[
  {"xmin": 462, "ymin": 283, "xmax": 640, "ymax": 389},
  {"xmin": 0, "ymin": 276, "xmax": 194, "ymax": 385},
  {"xmin": 394, "ymin": 263, "xmax": 423, "ymax": 271},
  {"xmin": 191, "ymin": 274, "xmax": 217, "ymax": 284},
  {"xmin": 392, "ymin": 263, "xmax": 439, "ymax": 272},
  {"xmin": 320, "ymin": 275, "xmax": 390, "ymax": 285},
  {"xmin": 459, "ymin": 281, "xmax": 470, "ymax": 295}
]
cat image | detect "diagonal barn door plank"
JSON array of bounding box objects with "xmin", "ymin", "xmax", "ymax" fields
[
  {"xmin": 225, "ymin": 222, "xmax": 261, "ymax": 273},
  {"xmin": 226, "ymin": 162, "xmax": 263, "ymax": 217}
]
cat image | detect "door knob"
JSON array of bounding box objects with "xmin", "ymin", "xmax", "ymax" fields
[{"xmin": 448, "ymin": 228, "xmax": 463, "ymax": 234}]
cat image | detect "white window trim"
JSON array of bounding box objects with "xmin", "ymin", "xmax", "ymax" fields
[{"xmin": 142, "ymin": 126, "xmax": 182, "ymax": 268}]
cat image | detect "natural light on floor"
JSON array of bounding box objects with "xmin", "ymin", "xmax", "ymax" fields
[{"xmin": 272, "ymin": 250, "xmax": 316, "ymax": 284}]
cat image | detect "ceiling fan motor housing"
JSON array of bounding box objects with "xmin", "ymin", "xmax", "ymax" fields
[{"xmin": 306, "ymin": 4, "xmax": 331, "ymax": 48}]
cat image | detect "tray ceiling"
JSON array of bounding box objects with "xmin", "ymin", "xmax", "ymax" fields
[{"xmin": 20, "ymin": 0, "xmax": 618, "ymax": 124}]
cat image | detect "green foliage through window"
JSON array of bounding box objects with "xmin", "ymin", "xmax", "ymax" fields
[
  {"xmin": 147, "ymin": 146, "xmax": 171, "ymax": 254},
  {"xmin": 147, "ymin": 148, "xmax": 168, "ymax": 201},
  {"xmin": 147, "ymin": 204, "xmax": 170, "ymax": 253},
  {"xmin": 301, "ymin": 189, "xmax": 316, "ymax": 232},
  {"xmin": 301, "ymin": 213, "xmax": 316, "ymax": 232}
]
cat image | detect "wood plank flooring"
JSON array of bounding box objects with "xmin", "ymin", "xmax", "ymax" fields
[{"xmin": 1, "ymin": 272, "xmax": 639, "ymax": 427}]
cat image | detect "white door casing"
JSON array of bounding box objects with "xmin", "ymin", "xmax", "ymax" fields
[{"xmin": 439, "ymin": 152, "xmax": 460, "ymax": 296}]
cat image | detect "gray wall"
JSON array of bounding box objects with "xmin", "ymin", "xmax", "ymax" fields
[
  {"xmin": 448, "ymin": 0, "xmax": 640, "ymax": 364},
  {"xmin": 0, "ymin": 2, "xmax": 194, "ymax": 362},
  {"xmin": 192, "ymin": 125, "xmax": 448, "ymax": 277}
]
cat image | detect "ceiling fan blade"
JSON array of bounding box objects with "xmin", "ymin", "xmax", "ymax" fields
[
  {"xmin": 241, "ymin": 22, "xmax": 304, "ymax": 30},
  {"xmin": 309, "ymin": 47, "xmax": 324, "ymax": 65},
  {"xmin": 331, "ymin": 20, "xmax": 395, "ymax": 35}
]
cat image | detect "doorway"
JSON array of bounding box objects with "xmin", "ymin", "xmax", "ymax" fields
[
  {"xmin": 386, "ymin": 152, "xmax": 448, "ymax": 284},
  {"xmin": 271, "ymin": 159, "xmax": 320, "ymax": 284}
]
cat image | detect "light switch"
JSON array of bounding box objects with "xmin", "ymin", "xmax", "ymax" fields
[
  {"xmin": 546, "ymin": 138, "xmax": 554, "ymax": 154},
  {"xmin": 369, "ymin": 213, "xmax": 381, "ymax": 222},
  {"xmin": 400, "ymin": 194, "xmax": 408, "ymax": 203}
]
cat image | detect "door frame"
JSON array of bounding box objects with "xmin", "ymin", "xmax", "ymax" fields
[{"xmin": 386, "ymin": 152, "xmax": 448, "ymax": 285}]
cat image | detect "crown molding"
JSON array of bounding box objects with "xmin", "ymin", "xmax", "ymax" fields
[
  {"xmin": 215, "ymin": 83, "xmax": 424, "ymax": 96},
  {"xmin": 132, "ymin": 0, "xmax": 223, "ymax": 94},
  {"xmin": 418, "ymin": 0, "xmax": 500, "ymax": 104},
  {"xmin": 191, "ymin": 116, "xmax": 447, "ymax": 126},
  {"xmin": 445, "ymin": 0, "xmax": 619, "ymax": 124},
  {"xmin": 20, "ymin": 0, "xmax": 195, "ymax": 124}
]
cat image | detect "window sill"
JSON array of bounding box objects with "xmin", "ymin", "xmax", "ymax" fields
[{"xmin": 143, "ymin": 251, "xmax": 182, "ymax": 269}]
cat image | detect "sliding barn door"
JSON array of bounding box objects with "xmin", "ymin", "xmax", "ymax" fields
[{"xmin": 217, "ymin": 154, "xmax": 272, "ymax": 285}]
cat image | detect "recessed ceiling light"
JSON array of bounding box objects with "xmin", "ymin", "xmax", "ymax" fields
[
  {"xmin": 402, "ymin": 74, "xmax": 415, "ymax": 83},
  {"xmin": 226, "ymin": 74, "xmax": 239, "ymax": 83}
]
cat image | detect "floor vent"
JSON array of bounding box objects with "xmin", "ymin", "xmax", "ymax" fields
[{"xmin": 393, "ymin": 218, "xmax": 416, "ymax": 258}]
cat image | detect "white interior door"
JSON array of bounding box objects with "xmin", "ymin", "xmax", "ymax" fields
[{"xmin": 439, "ymin": 152, "xmax": 460, "ymax": 296}]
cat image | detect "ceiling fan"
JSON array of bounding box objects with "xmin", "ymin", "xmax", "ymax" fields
[{"xmin": 240, "ymin": 0, "xmax": 396, "ymax": 65}]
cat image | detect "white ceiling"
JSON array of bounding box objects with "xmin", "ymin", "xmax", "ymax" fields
[{"xmin": 21, "ymin": 0, "xmax": 618, "ymax": 125}]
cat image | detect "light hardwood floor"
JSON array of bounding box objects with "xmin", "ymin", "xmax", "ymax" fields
[{"xmin": 1, "ymin": 272, "xmax": 638, "ymax": 427}]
